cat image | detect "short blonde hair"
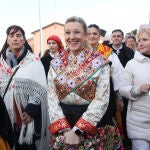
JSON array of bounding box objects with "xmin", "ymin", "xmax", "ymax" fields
[{"xmin": 137, "ymin": 24, "xmax": 150, "ymax": 40}]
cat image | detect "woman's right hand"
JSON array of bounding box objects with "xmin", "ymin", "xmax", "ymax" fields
[
  {"xmin": 22, "ymin": 112, "xmax": 33, "ymax": 125},
  {"xmin": 140, "ymin": 83, "xmax": 150, "ymax": 93}
]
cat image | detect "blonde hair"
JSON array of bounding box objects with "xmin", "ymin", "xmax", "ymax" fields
[
  {"xmin": 137, "ymin": 24, "xmax": 150, "ymax": 40},
  {"xmin": 65, "ymin": 16, "xmax": 87, "ymax": 33}
]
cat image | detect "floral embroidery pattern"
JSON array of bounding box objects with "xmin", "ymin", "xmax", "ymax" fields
[
  {"xmin": 51, "ymin": 58, "xmax": 62, "ymax": 67},
  {"xmin": 32, "ymin": 56, "xmax": 39, "ymax": 61},
  {"xmin": 54, "ymin": 49, "xmax": 108, "ymax": 101},
  {"xmin": 6, "ymin": 68, "xmax": 13, "ymax": 75},
  {"xmin": 47, "ymin": 50, "xmax": 111, "ymax": 138},
  {"xmin": 49, "ymin": 118, "xmax": 70, "ymax": 134},
  {"xmin": 0, "ymin": 63, "xmax": 3, "ymax": 68},
  {"xmin": 75, "ymin": 80, "xmax": 96, "ymax": 101},
  {"xmin": 76, "ymin": 52, "xmax": 85, "ymax": 63},
  {"xmin": 57, "ymin": 75, "xmax": 66, "ymax": 84},
  {"xmin": 75, "ymin": 117, "xmax": 98, "ymax": 135},
  {"xmin": 92, "ymin": 58, "xmax": 102, "ymax": 68},
  {"xmin": 67, "ymin": 79, "xmax": 76, "ymax": 88},
  {"xmin": 0, "ymin": 52, "xmax": 40, "ymax": 96},
  {"xmin": 68, "ymin": 53, "xmax": 74, "ymax": 61},
  {"xmin": 50, "ymin": 121, "xmax": 124, "ymax": 149}
]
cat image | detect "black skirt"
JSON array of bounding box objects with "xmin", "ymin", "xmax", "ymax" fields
[{"xmin": 60, "ymin": 103, "xmax": 88, "ymax": 128}]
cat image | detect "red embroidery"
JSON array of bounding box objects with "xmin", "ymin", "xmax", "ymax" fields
[
  {"xmin": 49, "ymin": 118, "xmax": 71, "ymax": 134},
  {"xmin": 0, "ymin": 63, "xmax": 3, "ymax": 67},
  {"xmin": 35, "ymin": 57, "xmax": 39, "ymax": 61},
  {"xmin": 75, "ymin": 118, "xmax": 98, "ymax": 135},
  {"xmin": 6, "ymin": 68, "xmax": 13, "ymax": 75},
  {"xmin": 15, "ymin": 51, "xmax": 20, "ymax": 58},
  {"xmin": 75, "ymin": 80, "xmax": 96, "ymax": 101}
]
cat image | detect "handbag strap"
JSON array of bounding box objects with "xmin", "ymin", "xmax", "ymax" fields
[{"xmin": 3, "ymin": 66, "xmax": 20, "ymax": 99}]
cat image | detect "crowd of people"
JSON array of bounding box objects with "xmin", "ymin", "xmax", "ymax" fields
[{"xmin": 0, "ymin": 16, "xmax": 150, "ymax": 150}]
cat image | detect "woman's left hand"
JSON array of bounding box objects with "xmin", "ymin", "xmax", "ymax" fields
[
  {"xmin": 63, "ymin": 129, "xmax": 80, "ymax": 145},
  {"xmin": 22, "ymin": 112, "xmax": 33, "ymax": 125}
]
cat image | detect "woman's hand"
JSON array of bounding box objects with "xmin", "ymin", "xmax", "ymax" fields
[
  {"xmin": 140, "ymin": 83, "xmax": 150, "ymax": 93},
  {"xmin": 22, "ymin": 112, "xmax": 33, "ymax": 125},
  {"xmin": 116, "ymin": 99, "xmax": 124, "ymax": 112},
  {"xmin": 63, "ymin": 129, "xmax": 80, "ymax": 145}
]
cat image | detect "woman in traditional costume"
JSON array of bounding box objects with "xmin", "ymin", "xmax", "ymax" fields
[
  {"xmin": 87, "ymin": 24, "xmax": 124, "ymax": 149},
  {"xmin": 47, "ymin": 16, "xmax": 111, "ymax": 149},
  {"xmin": 0, "ymin": 25, "xmax": 49, "ymax": 150},
  {"xmin": 41, "ymin": 35, "xmax": 67, "ymax": 78}
]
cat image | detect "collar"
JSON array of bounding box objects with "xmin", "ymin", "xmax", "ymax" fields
[
  {"xmin": 112, "ymin": 44, "xmax": 123, "ymax": 51},
  {"xmin": 112, "ymin": 44, "xmax": 123, "ymax": 55},
  {"xmin": 49, "ymin": 52, "xmax": 59, "ymax": 58},
  {"xmin": 143, "ymin": 53, "xmax": 150, "ymax": 58}
]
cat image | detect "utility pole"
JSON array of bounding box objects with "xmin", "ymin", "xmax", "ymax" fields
[
  {"xmin": 38, "ymin": 0, "xmax": 43, "ymax": 57},
  {"xmin": 149, "ymin": 11, "xmax": 150, "ymax": 24}
]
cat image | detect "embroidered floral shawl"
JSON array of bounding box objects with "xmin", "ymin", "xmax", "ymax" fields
[
  {"xmin": 52, "ymin": 48, "xmax": 108, "ymax": 101},
  {"xmin": 0, "ymin": 51, "xmax": 49, "ymax": 150}
]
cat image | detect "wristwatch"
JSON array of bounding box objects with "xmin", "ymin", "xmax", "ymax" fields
[
  {"xmin": 73, "ymin": 126, "xmax": 86, "ymax": 137},
  {"xmin": 74, "ymin": 129, "xmax": 82, "ymax": 136}
]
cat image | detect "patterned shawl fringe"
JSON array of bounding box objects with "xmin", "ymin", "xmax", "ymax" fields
[
  {"xmin": 14, "ymin": 78, "xmax": 49, "ymax": 150},
  {"xmin": 18, "ymin": 121, "xmax": 34, "ymax": 145}
]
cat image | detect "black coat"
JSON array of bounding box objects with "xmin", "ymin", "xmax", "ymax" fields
[
  {"xmin": 41, "ymin": 54, "xmax": 53, "ymax": 78},
  {"xmin": 109, "ymin": 44, "xmax": 134, "ymax": 67},
  {"xmin": 0, "ymin": 96, "xmax": 14, "ymax": 148}
]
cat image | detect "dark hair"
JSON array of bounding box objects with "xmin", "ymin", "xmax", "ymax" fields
[
  {"xmin": 88, "ymin": 24, "xmax": 100, "ymax": 33},
  {"xmin": 127, "ymin": 35, "xmax": 136, "ymax": 42},
  {"xmin": 103, "ymin": 40, "xmax": 110, "ymax": 46},
  {"xmin": 65, "ymin": 16, "xmax": 87, "ymax": 33},
  {"xmin": 0, "ymin": 25, "xmax": 32, "ymax": 56},
  {"xmin": 112, "ymin": 29, "xmax": 124, "ymax": 37},
  {"xmin": 42, "ymin": 49, "xmax": 50, "ymax": 57},
  {"xmin": 126, "ymin": 32, "xmax": 131, "ymax": 36}
]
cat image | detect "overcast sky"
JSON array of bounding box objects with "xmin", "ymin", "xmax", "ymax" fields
[{"xmin": 0, "ymin": 0, "xmax": 149, "ymax": 47}]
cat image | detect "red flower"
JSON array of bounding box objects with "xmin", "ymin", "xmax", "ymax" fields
[
  {"xmin": 35, "ymin": 57, "xmax": 39, "ymax": 61},
  {"xmin": 7, "ymin": 68, "xmax": 13, "ymax": 74},
  {"xmin": 0, "ymin": 63, "xmax": 3, "ymax": 67}
]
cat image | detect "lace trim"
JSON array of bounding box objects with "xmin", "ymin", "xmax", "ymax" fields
[{"xmin": 14, "ymin": 78, "xmax": 47, "ymax": 105}]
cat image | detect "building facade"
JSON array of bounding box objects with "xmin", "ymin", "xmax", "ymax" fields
[{"xmin": 28, "ymin": 22, "xmax": 65, "ymax": 56}]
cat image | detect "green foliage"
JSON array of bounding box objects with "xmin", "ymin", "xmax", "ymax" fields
[{"xmin": 131, "ymin": 29, "xmax": 137, "ymax": 36}]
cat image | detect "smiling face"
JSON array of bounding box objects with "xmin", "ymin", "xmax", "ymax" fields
[
  {"xmin": 126, "ymin": 37, "xmax": 137, "ymax": 50},
  {"xmin": 7, "ymin": 29, "xmax": 25, "ymax": 53},
  {"xmin": 64, "ymin": 21, "xmax": 87, "ymax": 55},
  {"xmin": 87, "ymin": 27, "xmax": 100, "ymax": 48},
  {"xmin": 138, "ymin": 32, "xmax": 150, "ymax": 55}
]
